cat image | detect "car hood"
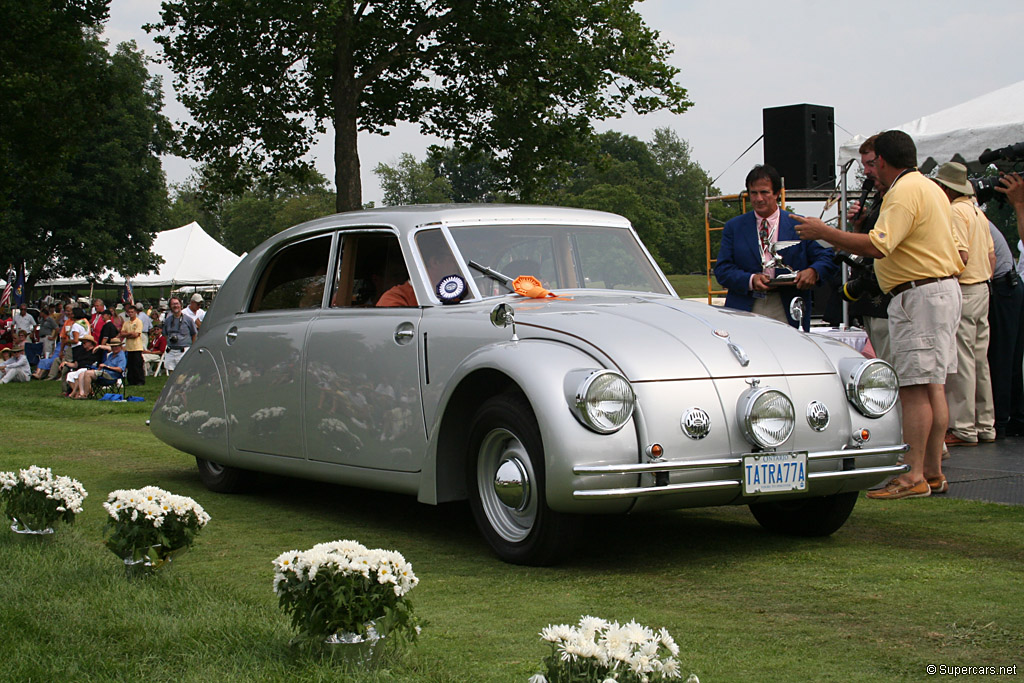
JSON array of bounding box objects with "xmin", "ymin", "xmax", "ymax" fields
[{"xmin": 509, "ymin": 295, "xmax": 838, "ymax": 381}]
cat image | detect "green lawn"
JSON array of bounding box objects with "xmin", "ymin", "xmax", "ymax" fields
[
  {"xmin": 666, "ymin": 273, "xmax": 718, "ymax": 300},
  {"xmin": 1, "ymin": 379, "xmax": 1022, "ymax": 681}
]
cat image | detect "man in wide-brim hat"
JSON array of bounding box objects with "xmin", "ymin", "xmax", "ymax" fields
[
  {"xmin": 933, "ymin": 162, "xmax": 997, "ymax": 447},
  {"xmin": 0, "ymin": 343, "xmax": 30, "ymax": 384}
]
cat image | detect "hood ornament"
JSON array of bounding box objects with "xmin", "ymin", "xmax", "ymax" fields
[{"xmin": 728, "ymin": 340, "xmax": 749, "ymax": 367}]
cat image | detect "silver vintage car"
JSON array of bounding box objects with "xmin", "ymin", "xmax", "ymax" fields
[{"xmin": 151, "ymin": 204, "xmax": 907, "ymax": 565}]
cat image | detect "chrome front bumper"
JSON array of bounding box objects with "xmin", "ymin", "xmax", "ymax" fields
[{"xmin": 571, "ymin": 444, "xmax": 909, "ymax": 500}]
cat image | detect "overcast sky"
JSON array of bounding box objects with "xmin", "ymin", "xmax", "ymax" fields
[{"xmin": 103, "ymin": 0, "xmax": 1024, "ymax": 206}]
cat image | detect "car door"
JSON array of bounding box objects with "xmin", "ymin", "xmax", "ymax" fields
[
  {"xmin": 224, "ymin": 233, "xmax": 333, "ymax": 459},
  {"xmin": 304, "ymin": 230, "xmax": 426, "ymax": 471}
]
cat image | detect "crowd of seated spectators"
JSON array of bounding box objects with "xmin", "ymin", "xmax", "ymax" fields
[{"xmin": 1, "ymin": 293, "xmax": 204, "ymax": 395}]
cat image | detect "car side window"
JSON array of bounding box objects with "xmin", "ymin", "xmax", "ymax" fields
[
  {"xmin": 249, "ymin": 235, "xmax": 333, "ymax": 312},
  {"xmin": 330, "ymin": 232, "xmax": 410, "ymax": 308}
]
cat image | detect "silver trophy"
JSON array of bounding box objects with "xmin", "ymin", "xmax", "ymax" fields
[{"xmin": 764, "ymin": 240, "xmax": 800, "ymax": 285}]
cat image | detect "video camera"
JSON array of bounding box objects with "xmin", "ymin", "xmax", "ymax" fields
[
  {"xmin": 979, "ymin": 142, "xmax": 1024, "ymax": 165},
  {"xmin": 833, "ymin": 251, "xmax": 883, "ymax": 303},
  {"xmin": 972, "ymin": 141, "xmax": 1024, "ymax": 204}
]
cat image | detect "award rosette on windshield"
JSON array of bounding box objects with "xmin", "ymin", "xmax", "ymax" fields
[{"xmin": 436, "ymin": 274, "xmax": 467, "ymax": 304}]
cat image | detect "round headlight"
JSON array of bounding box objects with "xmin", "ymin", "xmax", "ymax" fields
[
  {"xmin": 846, "ymin": 359, "xmax": 899, "ymax": 417},
  {"xmin": 572, "ymin": 370, "xmax": 635, "ymax": 434},
  {"xmin": 739, "ymin": 388, "xmax": 795, "ymax": 449}
]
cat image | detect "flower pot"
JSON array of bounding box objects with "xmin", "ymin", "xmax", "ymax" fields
[
  {"xmin": 121, "ymin": 545, "xmax": 186, "ymax": 578},
  {"xmin": 323, "ymin": 623, "xmax": 384, "ymax": 665},
  {"xmin": 10, "ymin": 517, "xmax": 55, "ymax": 537}
]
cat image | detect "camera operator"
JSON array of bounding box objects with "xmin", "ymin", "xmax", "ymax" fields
[
  {"xmin": 933, "ymin": 163, "xmax": 995, "ymax": 447},
  {"xmin": 840, "ymin": 135, "xmax": 893, "ymax": 361},
  {"xmin": 792, "ymin": 130, "xmax": 962, "ymax": 500},
  {"xmin": 161, "ymin": 296, "xmax": 196, "ymax": 373},
  {"xmin": 986, "ymin": 220, "xmax": 1020, "ymax": 440},
  {"xmin": 996, "ymin": 172, "xmax": 1024, "ymax": 435}
]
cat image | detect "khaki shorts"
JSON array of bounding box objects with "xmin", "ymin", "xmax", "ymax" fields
[{"xmin": 887, "ymin": 278, "xmax": 961, "ymax": 386}]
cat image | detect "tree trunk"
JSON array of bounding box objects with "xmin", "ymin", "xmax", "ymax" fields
[{"xmin": 332, "ymin": 6, "xmax": 361, "ymax": 213}]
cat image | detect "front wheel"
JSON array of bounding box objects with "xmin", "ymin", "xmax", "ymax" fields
[
  {"xmin": 467, "ymin": 393, "xmax": 575, "ymax": 565},
  {"xmin": 749, "ymin": 491, "xmax": 859, "ymax": 537},
  {"xmin": 195, "ymin": 457, "xmax": 252, "ymax": 493}
]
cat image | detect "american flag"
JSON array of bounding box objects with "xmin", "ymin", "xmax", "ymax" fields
[
  {"xmin": 0, "ymin": 265, "xmax": 13, "ymax": 309},
  {"xmin": 124, "ymin": 278, "xmax": 134, "ymax": 307}
]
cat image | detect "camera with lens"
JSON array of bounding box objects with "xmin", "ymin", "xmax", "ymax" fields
[
  {"xmin": 970, "ymin": 175, "xmax": 1002, "ymax": 205},
  {"xmin": 978, "ymin": 141, "xmax": 1024, "ymax": 165},
  {"xmin": 169, "ymin": 333, "xmax": 180, "ymax": 345},
  {"xmin": 833, "ymin": 251, "xmax": 882, "ymax": 303}
]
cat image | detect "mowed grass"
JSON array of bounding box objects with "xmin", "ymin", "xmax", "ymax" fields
[
  {"xmin": 667, "ymin": 273, "xmax": 717, "ymax": 300},
  {"xmin": 1, "ymin": 379, "xmax": 1022, "ymax": 682}
]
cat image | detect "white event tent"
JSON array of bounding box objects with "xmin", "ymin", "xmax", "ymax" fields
[
  {"xmin": 839, "ymin": 80, "xmax": 1024, "ymax": 173},
  {"xmin": 42, "ymin": 222, "xmax": 243, "ymax": 289}
]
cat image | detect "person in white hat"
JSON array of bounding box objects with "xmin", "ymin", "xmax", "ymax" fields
[
  {"xmin": 183, "ymin": 292, "xmax": 206, "ymax": 331},
  {"xmin": 932, "ymin": 162, "xmax": 995, "ymax": 447},
  {"xmin": 0, "ymin": 344, "xmax": 30, "ymax": 384}
]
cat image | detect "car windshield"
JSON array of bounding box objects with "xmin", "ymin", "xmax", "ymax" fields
[{"xmin": 447, "ymin": 224, "xmax": 670, "ymax": 297}]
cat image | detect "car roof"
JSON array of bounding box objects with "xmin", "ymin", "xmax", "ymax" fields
[{"xmin": 274, "ymin": 203, "xmax": 634, "ymax": 241}]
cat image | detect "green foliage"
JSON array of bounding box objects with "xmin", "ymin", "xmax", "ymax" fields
[
  {"xmin": 1, "ymin": 1, "xmax": 172, "ymax": 283},
  {"xmin": 374, "ymin": 153, "xmax": 453, "ymax": 206},
  {"xmin": 148, "ymin": 0, "xmax": 690, "ymax": 210},
  {"xmin": 552, "ymin": 128, "xmax": 723, "ymax": 275},
  {"xmin": 169, "ymin": 167, "xmax": 336, "ymax": 254}
]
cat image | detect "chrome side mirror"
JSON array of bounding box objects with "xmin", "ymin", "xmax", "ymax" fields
[
  {"xmin": 490, "ymin": 303, "xmax": 518, "ymax": 341},
  {"xmin": 789, "ymin": 297, "xmax": 806, "ymax": 331}
]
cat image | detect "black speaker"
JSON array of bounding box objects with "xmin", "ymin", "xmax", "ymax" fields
[{"xmin": 763, "ymin": 104, "xmax": 835, "ymax": 190}]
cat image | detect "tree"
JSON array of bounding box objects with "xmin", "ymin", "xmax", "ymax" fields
[
  {"xmin": 374, "ymin": 153, "xmax": 453, "ymax": 206},
  {"xmin": 0, "ymin": 1, "xmax": 172, "ymax": 285},
  {"xmin": 170, "ymin": 168, "xmax": 336, "ymax": 255},
  {"xmin": 148, "ymin": 0, "xmax": 691, "ymax": 212},
  {"xmin": 552, "ymin": 128, "xmax": 723, "ymax": 274}
]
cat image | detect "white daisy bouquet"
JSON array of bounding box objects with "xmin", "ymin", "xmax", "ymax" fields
[
  {"xmin": 530, "ymin": 615, "xmax": 693, "ymax": 683},
  {"xmin": 0, "ymin": 466, "xmax": 88, "ymax": 532},
  {"xmin": 272, "ymin": 539, "xmax": 421, "ymax": 647},
  {"xmin": 102, "ymin": 486, "xmax": 211, "ymax": 567}
]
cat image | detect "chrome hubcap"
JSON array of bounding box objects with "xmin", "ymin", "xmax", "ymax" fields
[
  {"xmin": 477, "ymin": 428, "xmax": 536, "ymax": 542},
  {"xmin": 494, "ymin": 458, "xmax": 530, "ymax": 510}
]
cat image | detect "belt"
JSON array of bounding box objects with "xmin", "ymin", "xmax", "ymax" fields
[
  {"xmin": 167, "ymin": 346, "xmax": 186, "ymax": 351},
  {"xmin": 890, "ymin": 275, "xmax": 955, "ymax": 295}
]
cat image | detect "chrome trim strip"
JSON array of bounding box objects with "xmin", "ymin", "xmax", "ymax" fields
[
  {"xmin": 572, "ymin": 444, "xmax": 908, "ymax": 475},
  {"xmin": 573, "ymin": 479, "xmax": 740, "ymax": 499},
  {"xmin": 807, "ymin": 464, "xmax": 910, "ymax": 480},
  {"xmin": 571, "ymin": 463, "xmax": 909, "ymax": 499}
]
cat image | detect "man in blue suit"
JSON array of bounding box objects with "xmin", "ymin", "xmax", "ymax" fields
[{"xmin": 714, "ymin": 165, "xmax": 837, "ymax": 330}]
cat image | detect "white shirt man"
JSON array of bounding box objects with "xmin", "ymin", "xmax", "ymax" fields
[
  {"xmin": 12, "ymin": 305, "xmax": 35, "ymax": 335},
  {"xmin": 182, "ymin": 293, "xmax": 206, "ymax": 330}
]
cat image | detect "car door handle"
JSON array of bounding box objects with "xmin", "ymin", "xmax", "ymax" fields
[
  {"xmin": 394, "ymin": 322, "xmax": 415, "ymax": 345},
  {"xmin": 226, "ymin": 327, "xmax": 238, "ymax": 345}
]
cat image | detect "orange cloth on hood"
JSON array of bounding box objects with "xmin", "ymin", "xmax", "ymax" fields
[{"xmin": 512, "ymin": 275, "xmax": 571, "ymax": 300}]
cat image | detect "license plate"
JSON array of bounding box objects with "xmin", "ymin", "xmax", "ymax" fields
[{"xmin": 743, "ymin": 452, "xmax": 807, "ymax": 495}]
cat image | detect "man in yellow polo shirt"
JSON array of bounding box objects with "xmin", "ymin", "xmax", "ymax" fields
[
  {"xmin": 791, "ymin": 130, "xmax": 963, "ymax": 499},
  {"xmin": 933, "ymin": 162, "xmax": 995, "ymax": 447}
]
